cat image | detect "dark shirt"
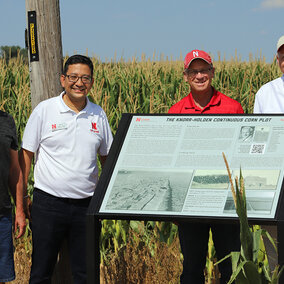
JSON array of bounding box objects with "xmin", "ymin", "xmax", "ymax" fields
[{"xmin": 0, "ymin": 110, "xmax": 18, "ymax": 217}]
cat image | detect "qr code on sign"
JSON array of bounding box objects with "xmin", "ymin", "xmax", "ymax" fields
[{"xmin": 250, "ymin": 143, "xmax": 265, "ymax": 154}]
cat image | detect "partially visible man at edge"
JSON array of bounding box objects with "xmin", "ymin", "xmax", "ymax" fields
[
  {"xmin": 168, "ymin": 49, "xmax": 244, "ymax": 284},
  {"xmin": 253, "ymin": 35, "xmax": 284, "ymax": 271},
  {"xmin": 254, "ymin": 35, "xmax": 284, "ymax": 113},
  {"xmin": 19, "ymin": 55, "xmax": 113, "ymax": 284},
  {"xmin": 0, "ymin": 111, "xmax": 26, "ymax": 284}
]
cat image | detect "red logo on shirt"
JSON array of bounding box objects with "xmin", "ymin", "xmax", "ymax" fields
[
  {"xmin": 92, "ymin": 122, "xmax": 97, "ymax": 130},
  {"xmin": 52, "ymin": 124, "xmax": 56, "ymax": 130},
  {"xmin": 90, "ymin": 122, "xmax": 99, "ymax": 133}
]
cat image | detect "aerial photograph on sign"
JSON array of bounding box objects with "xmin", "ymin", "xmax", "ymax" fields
[{"xmin": 105, "ymin": 169, "xmax": 193, "ymax": 212}]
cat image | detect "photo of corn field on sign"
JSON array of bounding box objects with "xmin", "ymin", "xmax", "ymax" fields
[{"xmin": 105, "ymin": 169, "xmax": 192, "ymax": 211}]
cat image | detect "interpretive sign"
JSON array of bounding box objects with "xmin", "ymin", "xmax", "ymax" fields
[
  {"xmin": 97, "ymin": 114, "xmax": 284, "ymax": 220},
  {"xmin": 87, "ymin": 113, "xmax": 284, "ymax": 284}
]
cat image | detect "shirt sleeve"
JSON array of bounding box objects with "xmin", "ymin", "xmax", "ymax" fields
[
  {"xmin": 168, "ymin": 103, "xmax": 181, "ymax": 113},
  {"xmin": 21, "ymin": 105, "xmax": 43, "ymax": 153},
  {"xmin": 237, "ymin": 103, "xmax": 245, "ymax": 114},
  {"xmin": 98, "ymin": 111, "xmax": 113, "ymax": 156},
  {"xmin": 253, "ymin": 89, "xmax": 262, "ymax": 113},
  {"xmin": 168, "ymin": 106, "xmax": 175, "ymax": 113}
]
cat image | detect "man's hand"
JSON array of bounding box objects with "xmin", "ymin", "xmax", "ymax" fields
[{"xmin": 14, "ymin": 209, "xmax": 26, "ymax": 238}]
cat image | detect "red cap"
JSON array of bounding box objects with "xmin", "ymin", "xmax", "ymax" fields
[{"xmin": 184, "ymin": 50, "xmax": 212, "ymax": 70}]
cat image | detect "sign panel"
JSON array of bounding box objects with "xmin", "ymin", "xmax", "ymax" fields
[{"xmin": 98, "ymin": 115, "xmax": 284, "ymax": 219}]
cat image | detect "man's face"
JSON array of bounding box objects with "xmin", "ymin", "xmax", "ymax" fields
[
  {"xmin": 60, "ymin": 63, "xmax": 94, "ymax": 102},
  {"xmin": 241, "ymin": 127, "xmax": 251, "ymax": 139},
  {"xmin": 184, "ymin": 59, "xmax": 214, "ymax": 94},
  {"xmin": 277, "ymin": 45, "xmax": 284, "ymax": 74}
]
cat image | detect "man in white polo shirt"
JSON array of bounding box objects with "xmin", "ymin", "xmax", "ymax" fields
[
  {"xmin": 20, "ymin": 55, "xmax": 113, "ymax": 284},
  {"xmin": 253, "ymin": 36, "xmax": 284, "ymax": 271},
  {"xmin": 254, "ymin": 35, "xmax": 284, "ymax": 113}
]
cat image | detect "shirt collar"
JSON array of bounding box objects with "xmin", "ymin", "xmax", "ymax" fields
[
  {"xmin": 58, "ymin": 91, "xmax": 91, "ymax": 114},
  {"xmin": 186, "ymin": 88, "xmax": 220, "ymax": 111}
]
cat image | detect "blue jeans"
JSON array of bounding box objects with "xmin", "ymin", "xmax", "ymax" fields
[
  {"xmin": 29, "ymin": 188, "xmax": 91, "ymax": 284},
  {"xmin": 179, "ymin": 222, "xmax": 240, "ymax": 284},
  {"xmin": 0, "ymin": 213, "xmax": 15, "ymax": 282}
]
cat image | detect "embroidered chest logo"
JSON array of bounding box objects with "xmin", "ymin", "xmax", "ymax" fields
[
  {"xmin": 90, "ymin": 122, "xmax": 99, "ymax": 133},
  {"xmin": 51, "ymin": 123, "xmax": 67, "ymax": 132}
]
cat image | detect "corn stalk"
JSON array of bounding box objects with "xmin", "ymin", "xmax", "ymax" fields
[{"xmin": 220, "ymin": 153, "xmax": 283, "ymax": 284}]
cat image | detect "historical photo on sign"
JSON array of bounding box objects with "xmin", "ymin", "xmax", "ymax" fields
[
  {"xmin": 232, "ymin": 169, "xmax": 280, "ymax": 190},
  {"xmin": 191, "ymin": 170, "xmax": 229, "ymax": 189},
  {"xmin": 105, "ymin": 169, "xmax": 192, "ymax": 212},
  {"xmin": 224, "ymin": 192, "xmax": 274, "ymax": 214},
  {"xmin": 238, "ymin": 126, "xmax": 255, "ymax": 143},
  {"xmin": 254, "ymin": 126, "xmax": 270, "ymax": 143}
]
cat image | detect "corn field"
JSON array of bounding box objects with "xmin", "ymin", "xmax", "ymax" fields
[{"xmin": 0, "ymin": 53, "xmax": 281, "ymax": 283}]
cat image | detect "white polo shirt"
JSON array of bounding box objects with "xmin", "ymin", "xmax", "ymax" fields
[
  {"xmin": 254, "ymin": 75, "xmax": 284, "ymax": 113},
  {"xmin": 22, "ymin": 92, "xmax": 113, "ymax": 198}
]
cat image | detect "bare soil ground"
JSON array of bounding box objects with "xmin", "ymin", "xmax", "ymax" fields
[
  {"xmin": 8, "ymin": 234, "xmax": 219, "ymax": 284},
  {"xmin": 8, "ymin": 237, "xmax": 32, "ymax": 284}
]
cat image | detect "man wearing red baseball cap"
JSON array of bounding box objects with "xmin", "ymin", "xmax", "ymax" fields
[
  {"xmin": 169, "ymin": 49, "xmax": 243, "ymax": 283},
  {"xmin": 169, "ymin": 49, "xmax": 244, "ymax": 114}
]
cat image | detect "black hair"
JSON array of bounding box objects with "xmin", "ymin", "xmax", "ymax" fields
[{"xmin": 63, "ymin": 54, "xmax": 93, "ymax": 77}]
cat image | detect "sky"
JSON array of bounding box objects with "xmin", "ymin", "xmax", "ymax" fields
[{"xmin": 1, "ymin": 0, "xmax": 283, "ymax": 63}]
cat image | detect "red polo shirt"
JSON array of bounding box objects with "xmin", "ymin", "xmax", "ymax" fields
[{"xmin": 168, "ymin": 89, "xmax": 244, "ymax": 114}]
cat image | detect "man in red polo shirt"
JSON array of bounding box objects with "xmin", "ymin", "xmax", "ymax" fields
[
  {"xmin": 169, "ymin": 50, "xmax": 243, "ymax": 284},
  {"xmin": 169, "ymin": 50, "xmax": 244, "ymax": 114}
]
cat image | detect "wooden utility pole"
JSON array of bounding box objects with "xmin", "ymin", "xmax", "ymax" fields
[
  {"xmin": 26, "ymin": 0, "xmax": 63, "ymax": 110},
  {"xmin": 25, "ymin": 1, "xmax": 73, "ymax": 283}
]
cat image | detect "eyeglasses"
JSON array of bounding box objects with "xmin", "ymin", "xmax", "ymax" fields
[
  {"xmin": 186, "ymin": 67, "xmax": 212, "ymax": 77},
  {"xmin": 65, "ymin": 74, "xmax": 92, "ymax": 84}
]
